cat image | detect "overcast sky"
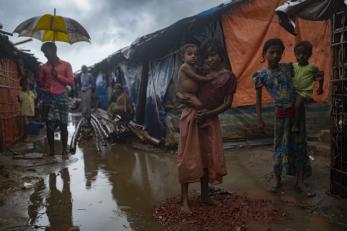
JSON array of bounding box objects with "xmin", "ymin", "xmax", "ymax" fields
[{"xmin": 1, "ymin": 0, "xmax": 228, "ymax": 71}]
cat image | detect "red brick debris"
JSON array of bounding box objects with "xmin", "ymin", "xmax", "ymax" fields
[{"xmin": 153, "ymin": 192, "xmax": 287, "ymax": 231}]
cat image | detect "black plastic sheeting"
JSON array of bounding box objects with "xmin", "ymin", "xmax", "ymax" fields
[
  {"xmin": 144, "ymin": 55, "xmax": 178, "ymax": 140},
  {"xmin": 123, "ymin": 0, "xmax": 244, "ymax": 62},
  {"xmin": 276, "ymin": 0, "xmax": 347, "ymax": 35}
]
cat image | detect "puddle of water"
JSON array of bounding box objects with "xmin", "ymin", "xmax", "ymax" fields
[
  {"xmin": 28, "ymin": 120, "xmax": 179, "ymax": 230},
  {"xmin": 17, "ymin": 118, "xmax": 346, "ymax": 231}
]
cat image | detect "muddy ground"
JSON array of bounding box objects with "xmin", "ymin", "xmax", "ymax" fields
[{"xmin": 0, "ymin": 113, "xmax": 346, "ymax": 230}]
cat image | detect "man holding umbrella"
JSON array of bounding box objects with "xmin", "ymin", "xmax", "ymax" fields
[
  {"xmin": 13, "ymin": 9, "xmax": 90, "ymax": 156},
  {"xmin": 37, "ymin": 42, "xmax": 74, "ymax": 157}
]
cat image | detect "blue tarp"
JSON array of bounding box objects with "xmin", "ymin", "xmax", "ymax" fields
[
  {"xmin": 95, "ymin": 72, "xmax": 108, "ymax": 110},
  {"xmin": 144, "ymin": 55, "xmax": 178, "ymax": 140},
  {"xmin": 116, "ymin": 62, "xmax": 143, "ymax": 121}
]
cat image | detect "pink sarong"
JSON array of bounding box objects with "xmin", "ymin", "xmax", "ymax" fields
[
  {"xmin": 199, "ymin": 116, "xmax": 227, "ymax": 184},
  {"xmin": 177, "ymin": 108, "xmax": 203, "ymax": 184},
  {"xmin": 177, "ymin": 108, "xmax": 226, "ymax": 184}
]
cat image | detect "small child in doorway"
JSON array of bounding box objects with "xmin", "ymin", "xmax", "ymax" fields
[
  {"xmin": 292, "ymin": 41, "xmax": 324, "ymax": 132},
  {"xmin": 18, "ymin": 78, "xmax": 37, "ymax": 140}
]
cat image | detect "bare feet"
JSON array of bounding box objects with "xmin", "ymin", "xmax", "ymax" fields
[
  {"xmin": 180, "ymin": 202, "xmax": 192, "ymax": 215},
  {"xmin": 296, "ymin": 184, "xmax": 316, "ymax": 197},
  {"xmin": 201, "ymin": 197, "xmax": 221, "ymax": 206},
  {"xmin": 271, "ymin": 182, "xmax": 282, "ymax": 193}
]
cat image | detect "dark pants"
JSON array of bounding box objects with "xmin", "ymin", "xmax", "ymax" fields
[{"xmin": 46, "ymin": 121, "xmax": 68, "ymax": 154}]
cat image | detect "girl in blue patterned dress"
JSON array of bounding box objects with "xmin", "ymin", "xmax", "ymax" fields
[{"xmin": 253, "ymin": 38, "xmax": 312, "ymax": 196}]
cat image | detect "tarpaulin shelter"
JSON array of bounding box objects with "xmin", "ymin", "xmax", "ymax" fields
[
  {"xmin": 93, "ymin": 0, "xmax": 331, "ymax": 140},
  {"xmin": 222, "ymin": 0, "xmax": 331, "ymax": 107},
  {"xmin": 94, "ymin": 2, "xmax": 232, "ymax": 140}
]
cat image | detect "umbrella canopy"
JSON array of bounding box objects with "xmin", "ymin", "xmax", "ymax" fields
[{"xmin": 13, "ymin": 10, "xmax": 90, "ymax": 44}]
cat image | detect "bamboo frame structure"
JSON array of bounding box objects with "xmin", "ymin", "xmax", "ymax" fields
[{"xmin": 330, "ymin": 9, "xmax": 347, "ymax": 198}]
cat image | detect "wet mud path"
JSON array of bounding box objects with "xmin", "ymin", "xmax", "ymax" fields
[{"xmin": 1, "ymin": 117, "xmax": 347, "ymax": 230}]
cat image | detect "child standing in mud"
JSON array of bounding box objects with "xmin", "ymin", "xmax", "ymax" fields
[
  {"xmin": 18, "ymin": 78, "xmax": 36, "ymax": 141},
  {"xmin": 253, "ymin": 38, "xmax": 313, "ymax": 196},
  {"xmin": 291, "ymin": 41, "xmax": 323, "ymax": 132},
  {"xmin": 176, "ymin": 43, "xmax": 215, "ymax": 214},
  {"xmin": 177, "ymin": 41, "xmax": 237, "ymax": 213}
]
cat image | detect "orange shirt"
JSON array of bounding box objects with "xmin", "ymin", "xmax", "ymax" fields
[{"xmin": 37, "ymin": 59, "xmax": 74, "ymax": 95}]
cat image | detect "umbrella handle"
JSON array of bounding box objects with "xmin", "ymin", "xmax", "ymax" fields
[{"xmin": 53, "ymin": 8, "xmax": 56, "ymax": 42}]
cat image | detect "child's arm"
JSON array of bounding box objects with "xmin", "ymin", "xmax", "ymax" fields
[
  {"xmin": 253, "ymin": 71, "xmax": 265, "ymax": 128},
  {"xmin": 256, "ymin": 87, "xmax": 265, "ymax": 129},
  {"xmin": 31, "ymin": 90, "xmax": 37, "ymax": 99},
  {"xmin": 181, "ymin": 64, "xmax": 215, "ymax": 82},
  {"xmin": 196, "ymin": 94, "xmax": 232, "ymax": 124},
  {"xmin": 314, "ymin": 69, "xmax": 324, "ymax": 95},
  {"xmin": 17, "ymin": 92, "xmax": 22, "ymax": 103}
]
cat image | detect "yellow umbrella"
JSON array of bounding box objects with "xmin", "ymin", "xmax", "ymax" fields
[{"xmin": 13, "ymin": 9, "xmax": 90, "ymax": 44}]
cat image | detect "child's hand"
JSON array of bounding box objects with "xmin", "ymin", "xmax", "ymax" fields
[
  {"xmin": 206, "ymin": 73, "xmax": 217, "ymax": 81},
  {"xmin": 176, "ymin": 92, "xmax": 186, "ymax": 102},
  {"xmin": 316, "ymin": 70, "xmax": 324, "ymax": 79},
  {"xmin": 317, "ymin": 87, "xmax": 323, "ymax": 95},
  {"xmin": 196, "ymin": 109, "xmax": 210, "ymax": 124}
]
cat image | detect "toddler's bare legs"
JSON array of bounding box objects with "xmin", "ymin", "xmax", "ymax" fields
[
  {"xmin": 188, "ymin": 95, "xmax": 203, "ymax": 110},
  {"xmin": 187, "ymin": 95, "xmax": 212, "ymax": 128},
  {"xmin": 176, "ymin": 92, "xmax": 185, "ymax": 101},
  {"xmin": 292, "ymin": 95, "xmax": 305, "ymax": 132},
  {"xmin": 176, "ymin": 93, "xmax": 203, "ymax": 109}
]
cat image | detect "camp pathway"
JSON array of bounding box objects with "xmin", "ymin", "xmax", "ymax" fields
[{"xmin": 0, "ymin": 118, "xmax": 346, "ymax": 231}]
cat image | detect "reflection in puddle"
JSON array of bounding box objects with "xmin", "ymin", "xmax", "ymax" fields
[
  {"xmin": 29, "ymin": 135, "xmax": 177, "ymax": 230},
  {"xmin": 24, "ymin": 117, "xmax": 346, "ymax": 231}
]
